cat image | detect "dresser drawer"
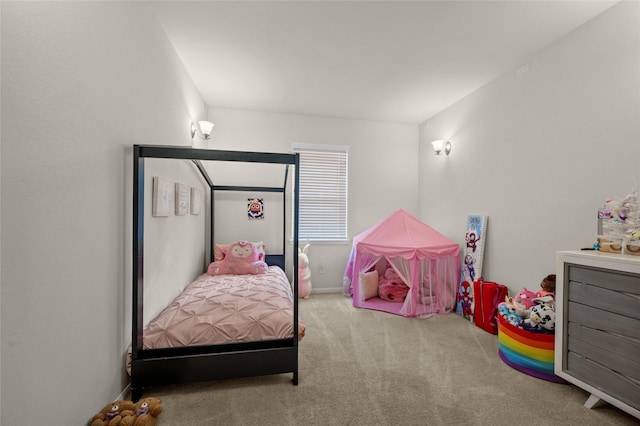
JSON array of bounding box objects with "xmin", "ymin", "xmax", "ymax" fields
[{"xmin": 567, "ymin": 351, "xmax": 640, "ymax": 411}]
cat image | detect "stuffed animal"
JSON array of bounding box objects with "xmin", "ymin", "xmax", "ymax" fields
[
  {"xmin": 298, "ymin": 244, "xmax": 312, "ymax": 299},
  {"xmin": 524, "ymin": 303, "xmax": 556, "ymax": 332},
  {"xmin": 207, "ymin": 241, "xmax": 268, "ymax": 276},
  {"xmin": 502, "ymin": 295, "xmax": 529, "ymax": 320},
  {"xmin": 378, "ymin": 267, "xmax": 409, "ymax": 302},
  {"xmin": 91, "ymin": 400, "xmax": 135, "ymax": 426},
  {"xmin": 384, "ymin": 267, "xmax": 400, "ymax": 281},
  {"xmin": 378, "ymin": 280, "xmax": 409, "ymax": 302},
  {"xmin": 514, "ymin": 287, "xmax": 537, "ymax": 310},
  {"xmin": 537, "ymin": 274, "xmax": 556, "ymax": 298},
  {"xmin": 121, "ymin": 397, "xmax": 162, "ymax": 426},
  {"xmin": 497, "ymin": 301, "xmax": 522, "ymax": 325}
]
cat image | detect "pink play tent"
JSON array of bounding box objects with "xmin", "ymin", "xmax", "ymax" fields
[{"xmin": 343, "ymin": 209, "xmax": 460, "ymax": 317}]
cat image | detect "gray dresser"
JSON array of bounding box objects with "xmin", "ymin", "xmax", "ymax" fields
[{"xmin": 555, "ymin": 250, "xmax": 640, "ymax": 419}]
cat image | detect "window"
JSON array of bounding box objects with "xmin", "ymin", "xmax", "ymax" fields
[{"xmin": 293, "ymin": 145, "xmax": 348, "ymax": 241}]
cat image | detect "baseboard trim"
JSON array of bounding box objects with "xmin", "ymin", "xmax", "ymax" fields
[
  {"xmin": 310, "ymin": 288, "xmax": 344, "ymax": 294},
  {"xmin": 117, "ymin": 383, "xmax": 131, "ymax": 401}
]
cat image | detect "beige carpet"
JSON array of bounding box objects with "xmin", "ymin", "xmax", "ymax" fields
[{"xmin": 144, "ymin": 293, "xmax": 638, "ymax": 425}]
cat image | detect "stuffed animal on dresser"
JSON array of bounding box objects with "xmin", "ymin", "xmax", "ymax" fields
[
  {"xmin": 298, "ymin": 244, "xmax": 312, "ymax": 299},
  {"xmin": 207, "ymin": 241, "xmax": 268, "ymax": 276}
]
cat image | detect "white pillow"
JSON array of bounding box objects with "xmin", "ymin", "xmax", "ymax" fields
[{"xmin": 359, "ymin": 270, "xmax": 379, "ymax": 300}]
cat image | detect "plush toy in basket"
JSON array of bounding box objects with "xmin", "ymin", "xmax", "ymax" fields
[{"xmin": 207, "ymin": 241, "xmax": 268, "ymax": 276}]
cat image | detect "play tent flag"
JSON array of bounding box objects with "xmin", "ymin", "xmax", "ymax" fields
[{"xmin": 344, "ymin": 209, "xmax": 460, "ymax": 317}]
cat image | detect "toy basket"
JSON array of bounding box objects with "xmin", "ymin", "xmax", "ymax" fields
[{"xmin": 497, "ymin": 316, "xmax": 565, "ymax": 383}]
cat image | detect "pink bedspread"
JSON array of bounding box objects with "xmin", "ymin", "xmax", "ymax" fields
[{"xmin": 143, "ymin": 266, "xmax": 304, "ymax": 349}]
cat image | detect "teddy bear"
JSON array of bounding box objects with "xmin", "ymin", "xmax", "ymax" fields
[
  {"xmin": 537, "ymin": 274, "xmax": 556, "ymax": 298},
  {"xmin": 298, "ymin": 244, "xmax": 312, "ymax": 299},
  {"xmin": 207, "ymin": 241, "xmax": 268, "ymax": 276},
  {"xmin": 120, "ymin": 397, "xmax": 162, "ymax": 426},
  {"xmin": 91, "ymin": 400, "xmax": 135, "ymax": 426}
]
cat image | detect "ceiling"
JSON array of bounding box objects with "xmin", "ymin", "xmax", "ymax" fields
[{"xmin": 151, "ymin": 1, "xmax": 617, "ymax": 124}]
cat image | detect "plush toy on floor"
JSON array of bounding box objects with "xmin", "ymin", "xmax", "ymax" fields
[
  {"xmin": 121, "ymin": 397, "xmax": 163, "ymax": 426},
  {"xmin": 91, "ymin": 400, "xmax": 135, "ymax": 426},
  {"xmin": 207, "ymin": 241, "xmax": 268, "ymax": 276},
  {"xmin": 298, "ymin": 243, "xmax": 312, "ymax": 299}
]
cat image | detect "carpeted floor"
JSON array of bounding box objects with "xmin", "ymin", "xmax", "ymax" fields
[{"xmin": 142, "ymin": 293, "xmax": 638, "ymax": 425}]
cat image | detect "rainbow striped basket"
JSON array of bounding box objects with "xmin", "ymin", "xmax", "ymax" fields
[{"xmin": 497, "ymin": 315, "xmax": 565, "ymax": 383}]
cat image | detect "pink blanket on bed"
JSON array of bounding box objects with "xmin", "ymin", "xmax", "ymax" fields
[{"xmin": 143, "ymin": 266, "xmax": 304, "ymax": 349}]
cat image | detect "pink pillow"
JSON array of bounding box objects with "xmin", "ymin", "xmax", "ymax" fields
[
  {"xmin": 207, "ymin": 241, "xmax": 268, "ymax": 276},
  {"xmin": 215, "ymin": 241, "xmax": 265, "ymax": 261},
  {"xmin": 214, "ymin": 243, "xmax": 231, "ymax": 261},
  {"xmin": 359, "ymin": 270, "xmax": 379, "ymax": 300}
]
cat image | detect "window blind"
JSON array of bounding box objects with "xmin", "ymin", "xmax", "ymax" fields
[{"xmin": 294, "ymin": 146, "xmax": 348, "ymax": 241}]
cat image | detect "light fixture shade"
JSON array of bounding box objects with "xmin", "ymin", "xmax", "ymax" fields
[
  {"xmin": 198, "ymin": 121, "xmax": 214, "ymax": 139},
  {"xmin": 431, "ymin": 139, "xmax": 451, "ymax": 155}
]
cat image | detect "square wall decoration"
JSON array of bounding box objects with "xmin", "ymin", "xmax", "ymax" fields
[
  {"xmin": 248, "ymin": 198, "xmax": 264, "ymax": 220},
  {"xmin": 152, "ymin": 177, "xmax": 173, "ymax": 217},
  {"xmin": 175, "ymin": 183, "xmax": 190, "ymax": 215},
  {"xmin": 190, "ymin": 188, "xmax": 202, "ymax": 215}
]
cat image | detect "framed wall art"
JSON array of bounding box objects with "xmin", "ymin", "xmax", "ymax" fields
[
  {"xmin": 248, "ymin": 198, "xmax": 264, "ymax": 220},
  {"xmin": 175, "ymin": 183, "xmax": 190, "ymax": 216},
  {"xmin": 190, "ymin": 188, "xmax": 202, "ymax": 215},
  {"xmin": 152, "ymin": 176, "xmax": 173, "ymax": 217}
]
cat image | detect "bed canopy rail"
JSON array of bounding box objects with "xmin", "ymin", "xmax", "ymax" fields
[{"xmin": 131, "ymin": 144, "xmax": 300, "ymax": 401}]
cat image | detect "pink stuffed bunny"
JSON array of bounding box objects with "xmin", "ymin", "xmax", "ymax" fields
[{"xmin": 207, "ymin": 241, "xmax": 268, "ymax": 276}]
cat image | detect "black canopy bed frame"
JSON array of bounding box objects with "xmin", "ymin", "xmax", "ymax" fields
[{"xmin": 131, "ymin": 144, "xmax": 300, "ymax": 401}]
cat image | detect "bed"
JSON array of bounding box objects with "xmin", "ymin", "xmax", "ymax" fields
[
  {"xmin": 131, "ymin": 144, "xmax": 300, "ymax": 401},
  {"xmin": 143, "ymin": 265, "xmax": 304, "ymax": 349}
]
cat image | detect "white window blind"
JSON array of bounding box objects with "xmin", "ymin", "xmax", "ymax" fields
[{"xmin": 294, "ymin": 146, "xmax": 348, "ymax": 241}]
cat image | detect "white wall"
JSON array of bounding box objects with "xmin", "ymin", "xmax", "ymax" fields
[
  {"xmin": 419, "ymin": 1, "xmax": 640, "ymax": 294},
  {"xmin": 1, "ymin": 2, "xmax": 207, "ymax": 424},
  {"xmin": 143, "ymin": 159, "xmax": 209, "ymax": 325},
  {"xmin": 207, "ymin": 108, "xmax": 419, "ymax": 291}
]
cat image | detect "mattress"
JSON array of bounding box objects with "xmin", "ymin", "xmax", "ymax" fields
[{"xmin": 143, "ymin": 266, "xmax": 303, "ymax": 349}]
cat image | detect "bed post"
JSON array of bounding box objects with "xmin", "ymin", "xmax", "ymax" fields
[
  {"xmin": 292, "ymin": 153, "xmax": 300, "ymax": 385},
  {"xmin": 131, "ymin": 145, "xmax": 145, "ymax": 401}
]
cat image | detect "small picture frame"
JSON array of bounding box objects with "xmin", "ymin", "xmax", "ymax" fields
[
  {"xmin": 190, "ymin": 188, "xmax": 202, "ymax": 215},
  {"xmin": 152, "ymin": 177, "xmax": 173, "ymax": 217},
  {"xmin": 175, "ymin": 183, "xmax": 190, "ymax": 216},
  {"xmin": 248, "ymin": 198, "xmax": 264, "ymax": 220}
]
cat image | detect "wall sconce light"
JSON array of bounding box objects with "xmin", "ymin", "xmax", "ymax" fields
[
  {"xmin": 431, "ymin": 139, "xmax": 451, "ymax": 155},
  {"xmin": 190, "ymin": 120, "xmax": 215, "ymax": 140}
]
